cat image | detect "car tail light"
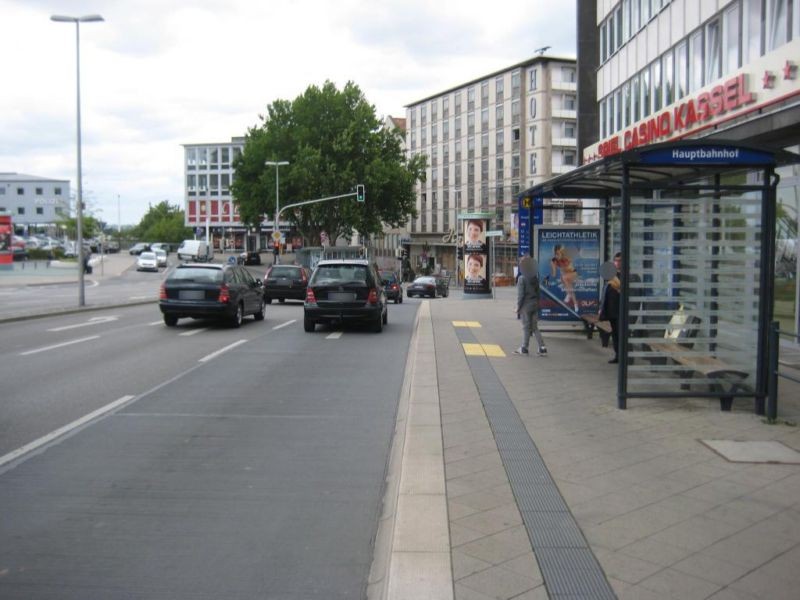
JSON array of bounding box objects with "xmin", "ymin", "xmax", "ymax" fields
[
  {"xmin": 159, "ymin": 283, "xmax": 167, "ymax": 300},
  {"xmin": 218, "ymin": 284, "xmax": 231, "ymax": 303},
  {"xmin": 391, "ymin": 283, "xmax": 398, "ymax": 290},
  {"xmin": 367, "ymin": 288, "xmax": 379, "ymax": 304},
  {"xmin": 305, "ymin": 288, "xmax": 317, "ymax": 303}
]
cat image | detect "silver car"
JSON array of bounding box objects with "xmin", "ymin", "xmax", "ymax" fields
[
  {"xmin": 136, "ymin": 251, "xmax": 159, "ymax": 272},
  {"xmin": 153, "ymin": 248, "xmax": 168, "ymax": 268}
]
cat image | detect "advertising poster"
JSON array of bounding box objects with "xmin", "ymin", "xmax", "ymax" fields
[
  {"xmin": 535, "ymin": 226, "xmax": 602, "ymax": 321},
  {"xmin": 462, "ymin": 215, "xmax": 491, "ymax": 295}
]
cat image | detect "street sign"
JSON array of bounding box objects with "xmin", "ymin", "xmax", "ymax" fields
[
  {"xmin": 271, "ymin": 231, "xmax": 282, "ymax": 241},
  {"xmin": 485, "ymin": 230, "xmax": 504, "ymax": 238}
]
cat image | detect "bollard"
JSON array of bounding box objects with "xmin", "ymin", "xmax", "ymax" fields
[{"xmin": 766, "ymin": 321, "xmax": 779, "ymax": 421}]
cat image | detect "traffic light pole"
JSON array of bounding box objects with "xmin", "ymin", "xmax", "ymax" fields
[{"xmin": 275, "ymin": 190, "xmax": 360, "ymax": 224}]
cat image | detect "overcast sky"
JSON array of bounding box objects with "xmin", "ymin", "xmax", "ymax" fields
[{"xmin": 0, "ymin": 0, "xmax": 576, "ymax": 226}]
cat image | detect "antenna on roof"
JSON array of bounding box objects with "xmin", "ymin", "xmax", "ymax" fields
[{"xmin": 533, "ymin": 46, "xmax": 551, "ymax": 56}]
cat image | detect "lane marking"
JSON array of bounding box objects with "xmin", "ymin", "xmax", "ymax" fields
[
  {"xmin": 129, "ymin": 295, "xmax": 152, "ymax": 300},
  {"xmin": 326, "ymin": 331, "xmax": 343, "ymax": 339},
  {"xmin": 47, "ymin": 316, "xmax": 118, "ymax": 332},
  {"xmin": 453, "ymin": 321, "xmax": 482, "ymax": 328},
  {"xmin": 461, "ymin": 343, "xmax": 506, "ymax": 357},
  {"xmin": 0, "ymin": 395, "xmax": 136, "ymax": 469},
  {"xmin": 20, "ymin": 335, "xmax": 100, "ymax": 356},
  {"xmin": 198, "ymin": 339, "xmax": 248, "ymax": 362},
  {"xmin": 148, "ymin": 320, "xmax": 163, "ymax": 326},
  {"xmin": 272, "ymin": 319, "xmax": 296, "ymax": 330},
  {"xmin": 179, "ymin": 328, "xmax": 208, "ymax": 336}
]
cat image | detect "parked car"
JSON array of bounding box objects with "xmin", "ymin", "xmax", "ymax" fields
[
  {"xmin": 129, "ymin": 242, "xmax": 150, "ymax": 255},
  {"xmin": 303, "ymin": 259, "xmax": 387, "ymax": 333},
  {"xmin": 136, "ymin": 251, "xmax": 159, "ymax": 272},
  {"xmin": 263, "ymin": 264, "xmax": 311, "ymax": 303},
  {"xmin": 238, "ymin": 250, "xmax": 262, "ymax": 265},
  {"xmin": 379, "ymin": 270, "xmax": 403, "ymax": 304},
  {"xmin": 153, "ymin": 247, "xmax": 168, "ymax": 268},
  {"xmin": 177, "ymin": 239, "xmax": 213, "ymax": 262},
  {"xmin": 407, "ymin": 275, "xmax": 449, "ymax": 298},
  {"xmin": 150, "ymin": 242, "xmax": 169, "ymax": 255},
  {"xmin": 159, "ymin": 263, "xmax": 265, "ymax": 328}
]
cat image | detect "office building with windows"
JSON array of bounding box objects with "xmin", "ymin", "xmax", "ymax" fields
[
  {"xmin": 404, "ymin": 55, "xmax": 580, "ymax": 276},
  {"xmin": 577, "ymin": 0, "xmax": 800, "ymax": 336},
  {"xmin": 0, "ymin": 173, "xmax": 70, "ymax": 233}
]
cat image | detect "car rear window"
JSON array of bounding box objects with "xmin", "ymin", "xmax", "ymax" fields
[
  {"xmin": 380, "ymin": 272, "xmax": 397, "ymax": 283},
  {"xmin": 269, "ymin": 266, "xmax": 301, "ymax": 277},
  {"xmin": 312, "ymin": 265, "xmax": 369, "ymax": 284},
  {"xmin": 168, "ymin": 267, "xmax": 223, "ymax": 283}
]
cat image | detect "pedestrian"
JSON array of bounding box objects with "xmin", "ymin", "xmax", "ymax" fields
[
  {"xmin": 599, "ymin": 252, "xmax": 622, "ymax": 363},
  {"xmin": 514, "ymin": 256, "xmax": 547, "ymax": 356}
]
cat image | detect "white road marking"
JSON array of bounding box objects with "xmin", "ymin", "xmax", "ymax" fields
[
  {"xmin": 198, "ymin": 339, "xmax": 248, "ymax": 363},
  {"xmin": 179, "ymin": 328, "xmax": 208, "ymax": 336},
  {"xmin": 0, "ymin": 395, "xmax": 136, "ymax": 469},
  {"xmin": 326, "ymin": 331, "xmax": 343, "ymax": 339},
  {"xmin": 148, "ymin": 320, "xmax": 163, "ymax": 326},
  {"xmin": 272, "ymin": 319, "xmax": 296, "ymax": 330},
  {"xmin": 20, "ymin": 335, "xmax": 100, "ymax": 356},
  {"xmin": 47, "ymin": 316, "xmax": 118, "ymax": 332},
  {"xmin": 129, "ymin": 295, "xmax": 152, "ymax": 300}
]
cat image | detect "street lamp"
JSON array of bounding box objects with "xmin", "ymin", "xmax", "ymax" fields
[
  {"xmin": 265, "ymin": 160, "xmax": 289, "ymax": 264},
  {"xmin": 51, "ymin": 14, "xmax": 104, "ymax": 307}
]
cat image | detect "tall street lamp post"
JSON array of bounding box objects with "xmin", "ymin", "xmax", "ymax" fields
[
  {"xmin": 51, "ymin": 13, "xmax": 104, "ymax": 307},
  {"xmin": 265, "ymin": 160, "xmax": 289, "ymax": 264}
]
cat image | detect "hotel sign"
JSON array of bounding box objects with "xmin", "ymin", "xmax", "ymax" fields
[{"xmin": 584, "ymin": 41, "xmax": 800, "ymax": 164}]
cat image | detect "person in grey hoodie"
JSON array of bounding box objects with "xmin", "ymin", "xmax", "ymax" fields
[{"xmin": 514, "ymin": 256, "xmax": 547, "ymax": 356}]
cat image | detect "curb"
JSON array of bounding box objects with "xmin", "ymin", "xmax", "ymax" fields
[
  {"xmin": 0, "ymin": 300, "xmax": 159, "ymax": 325},
  {"xmin": 368, "ymin": 301, "xmax": 454, "ymax": 600}
]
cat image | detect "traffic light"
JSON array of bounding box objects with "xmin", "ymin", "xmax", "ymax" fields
[
  {"xmin": 356, "ymin": 184, "xmax": 365, "ymax": 203},
  {"xmin": 457, "ymin": 245, "xmax": 464, "ymax": 260}
]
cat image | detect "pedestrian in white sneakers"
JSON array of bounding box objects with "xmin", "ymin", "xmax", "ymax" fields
[{"xmin": 514, "ymin": 256, "xmax": 547, "ymax": 356}]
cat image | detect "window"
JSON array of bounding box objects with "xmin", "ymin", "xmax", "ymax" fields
[
  {"xmin": 467, "ymin": 112, "xmax": 475, "ymax": 135},
  {"xmin": 431, "ymin": 123, "xmax": 437, "ymax": 144},
  {"xmin": 36, "ymin": 206, "xmax": 44, "ymax": 215},
  {"xmin": 443, "ymin": 120, "xmax": 449, "ymax": 142},
  {"xmin": 481, "ymin": 107, "xmax": 489, "ymax": 129},
  {"xmin": 17, "ymin": 207, "xmax": 25, "ymax": 215},
  {"xmin": 631, "ymin": 74, "xmax": 641, "ymax": 122},
  {"xmin": 529, "ymin": 97, "xmax": 537, "ymax": 119},
  {"xmin": 55, "ymin": 187, "xmax": 62, "ymax": 195},
  {"xmin": 632, "ymin": 0, "xmax": 640, "ymax": 32},
  {"xmin": 512, "ymin": 154, "xmax": 520, "ymax": 179},
  {"xmin": 496, "ymin": 131, "xmax": 504, "ymax": 153},
  {"xmin": 209, "ymin": 148, "xmax": 218, "ymax": 167},
  {"xmin": 623, "ymin": 82, "xmax": 631, "ymax": 128},
  {"xmin": 497, "ymin": 157, "xmax": 504, "ymax": 179},
  {"xmin": 186, "ymin": 148, "xmax": 196, "ymax": 169},
  {"xmin": 564, "ymin": 121, "xmax": 576, "ymax": 138},
  {"xmin": 430, "ymin": 99, "xmax": 438, "ymax": 122},
  {"xmin": 642, "ymin": 0, "xmax": 651, "ymax": 24},
  {"xmin": 689, "ymin": 29, "xmax": 704, "ymax": 93},
  {"xmin": 599, "ymin": 99, "xmax": 606, "ymax": 138},
  {"xmin": 35, "ymin": 187, "xmax": 43, "ymax": 195},
  {"xmin": 221, "ymin": 148, "xmax": 230, "ymax": 166},
  {"xmin": 724, "ymin": 3, "xmax": 741, "ymax": 73},
  {"xmin": 663, "ymin": 50, "xmax": 674, "ymax": 107},
  {"xmin": 443, "ymin": 145, "xmax": 449, "ymax": 165},
  {"xmin": 641, "ymin": 66, "xmax": 651, "ymax": 117},
  {"xmin": 563, "ymin": 150, "xmax": 576, "ymax": 166},
  {"xmin": 481, "ymin": 81, "xmax": 489, "ymax": 107},
  {"xmin": 455, "ymin": 92, "xmax": 462, "ymax": 115},
  {"xmin": 0, "ymin": 188, "xmax": 4, "ymax": 195},
  {"xmin": 467, "ymin": 87, "xmax": 475, "ymax": 111},
  {"xmin": 443, "ymin": 96, "xmax": 449, "ymax": 119},
  {"xmin": 496, "ymin": 105, "xmax": 504, "ymax": 128},
  {"xmin": 455, "ymin": 116, "xmax": 462, "ymax": 138},
  {"xmin": 623, "ymin": 0, "xmax": 631, "ymax": 40},
  {"xmin": 705, "ymin": 19, "xmax": 721, "ymax": 85},
  {"xmin": 455, "ymin": 140, "xmax": 462, "ymax": 162},
  {"xmin": 564, "ymin": 94, "xmax": 576, "ymax": 110},
  {"xmin": 529, "ymin": 68, "xmax": 537, "ymax": 91},
  {"xmin": 652, "ymin": 58, "xmax": 663, "ymax": 112},
  {"xmin": 481, "ymin": 159, "xmax": 489, "ymax": 180},
  {"xmin": 221, "ymin": 173, "xmax": 230, "ymax": 193},
  {"xmin": 675, "ymin": 41, "xmax": 688, "ymax": 100},
  {"xmin": 481, "ymin": 133, "xmax": 489, "ymax": 156},
  {"xmin": 17, "ymin": 188, "xmax": 24, "ymax": 195},
  {"xmin": 600, "ymin": 23, "xmax": 607, "ymax": 62},
  {"xmin": 420, "ymin": 104, "xmax": 427, "ymax": 127},
  {"xmin": 615, "ymin": 89, "xmax": 622, "ymax": 131},
  {"xmin": 744, "ymin": 0, "xmax": 762, "ymax": 63},
  {"xmin": 511, "ymin": 100, "xmax": 520, "ymax": 125},
  {"xmin": 561, "ymin": 67, "xmax": 575, "ymax": 83},
  {"xmin": 496, "ymin": 77, "xmax": 504, "ymax": 102},
  {"xmin": 767, "ymin": 0, "xmax": 788, "ymax": 51},
  {"xmin": 410, "ymin": 131, "xmax": 417, "ymax": 150},
  {"xmin": 511, "ymin": 70, "xmax": 521, "ymax": 96},
  {"xmin": 468, "ymin": 137, "xmax": 475, "ymax": 159}
]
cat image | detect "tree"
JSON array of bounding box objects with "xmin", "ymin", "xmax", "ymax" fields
[
  {"xmin": 133, "ymin": 201, "xmax": 192, "ymax": 243},
  {"xmin": 232, "ymin": 81, "xmax": 426, "ymax": 245},
  {"xmin": 58, "ymin": 214, "xmax": 101, "ymax": 239}
]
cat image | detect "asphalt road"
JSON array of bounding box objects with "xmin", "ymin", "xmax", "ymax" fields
[{"xmin": 0, "ymin": 296, "xmax": 419, "ymax": 599}]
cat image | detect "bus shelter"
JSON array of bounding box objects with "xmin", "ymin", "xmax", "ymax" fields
[{"xmin": 518, "ymin": 141, "xmax": 800, "ymax": 413}]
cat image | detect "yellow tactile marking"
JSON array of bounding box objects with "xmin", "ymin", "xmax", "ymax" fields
[
  {"xmin": 452, "ymin": 321, "xmax": 482, "ymax": 328},
  {"xmin": 461, "ymin": 343, "xmax": 506, "ymax": 357}
]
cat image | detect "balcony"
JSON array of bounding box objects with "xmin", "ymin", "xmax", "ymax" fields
[
  {"xmin": 552, "ymin": 109, "xmax": 577, "ymax": 120},
  {"xmin": 551, "ymin": 80, "xmax": 577, "ymax": 92}
]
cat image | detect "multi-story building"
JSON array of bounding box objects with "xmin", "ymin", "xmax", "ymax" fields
[
  {"xmin": 577, "ymin": 0, "xmax": 800, "ymax": 334},
  {"xmin": 404, "ymin": 55, "xmax": 580, "ymax": 276},
  {"xmin": 0, "ymin": 173, "xmax": 70, "ymax": 233},
  {"xmin": 182, "ymin": 137, "xmax": 245, "ymax": 248}
]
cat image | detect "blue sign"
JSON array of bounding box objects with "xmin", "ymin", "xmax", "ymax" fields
[
  {"xmin": 639, "ymin": 146, "xmax": 774, "ymax": 165},
  {"xmin": 517, "ymin": 196, "xmax": 531, "ymax": 257}
]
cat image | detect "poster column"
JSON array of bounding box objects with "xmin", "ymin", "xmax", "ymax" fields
[{"xmin": 460, "ymin": 212, "xmax": 492, "ymax": 298}]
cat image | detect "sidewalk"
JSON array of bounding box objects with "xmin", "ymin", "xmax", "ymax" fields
[
  {"xmin": 0, "ymin": 252, "xmax": 135, "ymax": 287},
  {"xmin": 377, "ymin": 288, "xmax": 800, "ymax": 600}
]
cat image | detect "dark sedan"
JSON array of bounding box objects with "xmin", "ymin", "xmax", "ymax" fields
[
  {"xmin": 263, "ymin": 264, "xmax": 311, "ymax": 303},
  {"xmin": 304, "ymin": 259, "xmax": 387, "ymax": 333},
  {"xmin": 406, "ymin": 275, "xmax": 449, "ymax": 298},
  {"xmin": 379, "ymin": 270, "xmax": 403, "ymax": 304},
  {"xmin": 159, "ymin": 263, "xmax": 265, "ymax": 327}
]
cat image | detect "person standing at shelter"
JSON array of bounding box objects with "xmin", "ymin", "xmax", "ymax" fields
[
  {"xmin": 600, "ymin": 252, "xmax": 622, "ymax": 363},
  {"xmin": 514, "ymin": 256, "xmax": 547, "ymax": 356}
]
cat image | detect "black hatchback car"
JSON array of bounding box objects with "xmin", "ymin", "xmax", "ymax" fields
[
  {"xmin": 407, "ymin": 275, "xmax": 450, "ymax": 298},
  {"xmin": 303, "ymin": 259, "xmax": 387, "ymax": 332},
  {"xmin": 263, "ymin": 264, "xmax": 312, "ymax": 303},
  {"xmin": 159, "ymin": 263, "xmax": 265, "ymax": 327},
  {"xmin": 379, "ymin": 270, "xmax": 403, "ymax": 304}
]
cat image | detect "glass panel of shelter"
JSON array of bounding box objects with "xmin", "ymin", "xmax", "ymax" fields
[{"xmin": 607, "ymin": 175, "xmax": 764, "ymax": 399}]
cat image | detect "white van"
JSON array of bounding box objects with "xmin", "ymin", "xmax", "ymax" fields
[{"xmin": 177, "ymin": 239, "xmax": 213, "ymax": 262}]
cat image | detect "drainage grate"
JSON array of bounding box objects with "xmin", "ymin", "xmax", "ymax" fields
[{"xmin": 456, "ymin": 328, "xmax": 617, "ymax": 599}]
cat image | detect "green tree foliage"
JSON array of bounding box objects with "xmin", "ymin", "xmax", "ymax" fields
[
  {"xmin": 58, "ymin": 214, "xmax": 101, "ymax": 239},
  {"xmin": 232, "ymin": 81, "xmax": 426, "ymax": 245},
  {"xmin": 134, "ymin": 201, "xmax": 192, "ymax": 243}
]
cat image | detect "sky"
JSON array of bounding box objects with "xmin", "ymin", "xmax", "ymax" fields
[{"xmin": 0, "ymin": 0, "xmax": 576, "ymax": 227}]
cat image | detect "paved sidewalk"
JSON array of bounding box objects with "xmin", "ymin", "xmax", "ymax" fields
[
  {"xmin": 0, "ymin": 252, "xmax": 135, "ymax": 287},
  {"xmin": 382, "ymin": 288, "xmax": 800, "ymax": 599}
]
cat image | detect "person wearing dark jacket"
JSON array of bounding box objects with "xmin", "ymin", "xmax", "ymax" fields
[
  {"xmin": 599, "ymin": 252, "xmax": 622, "ymax": 363},
  {"xmin": 514, "ymin": 256, "xmax": 547, "ymax": 356}
]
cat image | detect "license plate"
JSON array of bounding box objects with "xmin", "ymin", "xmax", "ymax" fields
[
  {"xmin": 179, "ymin": 290, "xmax": 205, "ymax": 300},
  {"xmin": 328, "ymin": 292, "xmax": 355, "ymax": 301}
]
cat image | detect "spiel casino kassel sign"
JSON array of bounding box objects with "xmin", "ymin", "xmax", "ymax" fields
[{"xmin": 583, "ymin": 40, "xmax": 800, "ymax": 164}]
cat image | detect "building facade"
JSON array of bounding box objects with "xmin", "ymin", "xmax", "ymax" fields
[
  {"xmin": 0, "ymin": 173, "xmax": 70, "ymax": 233},
  {"xmin": 404, "ymin": 55, "xmax": 581, "ymax": 278},
  {"xmin": 577, "ymin": 0, "xmax": 800, "ymax": 333}
]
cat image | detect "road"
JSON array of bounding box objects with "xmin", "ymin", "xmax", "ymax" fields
[{"xmin": 0, "ymin": 294, "xmax": 419, "ymax": 599}]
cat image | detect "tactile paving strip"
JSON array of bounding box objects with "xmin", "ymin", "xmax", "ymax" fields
[{"xmin": 457, "ymin": 328, "xmax": 617, "ymax": 599}]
